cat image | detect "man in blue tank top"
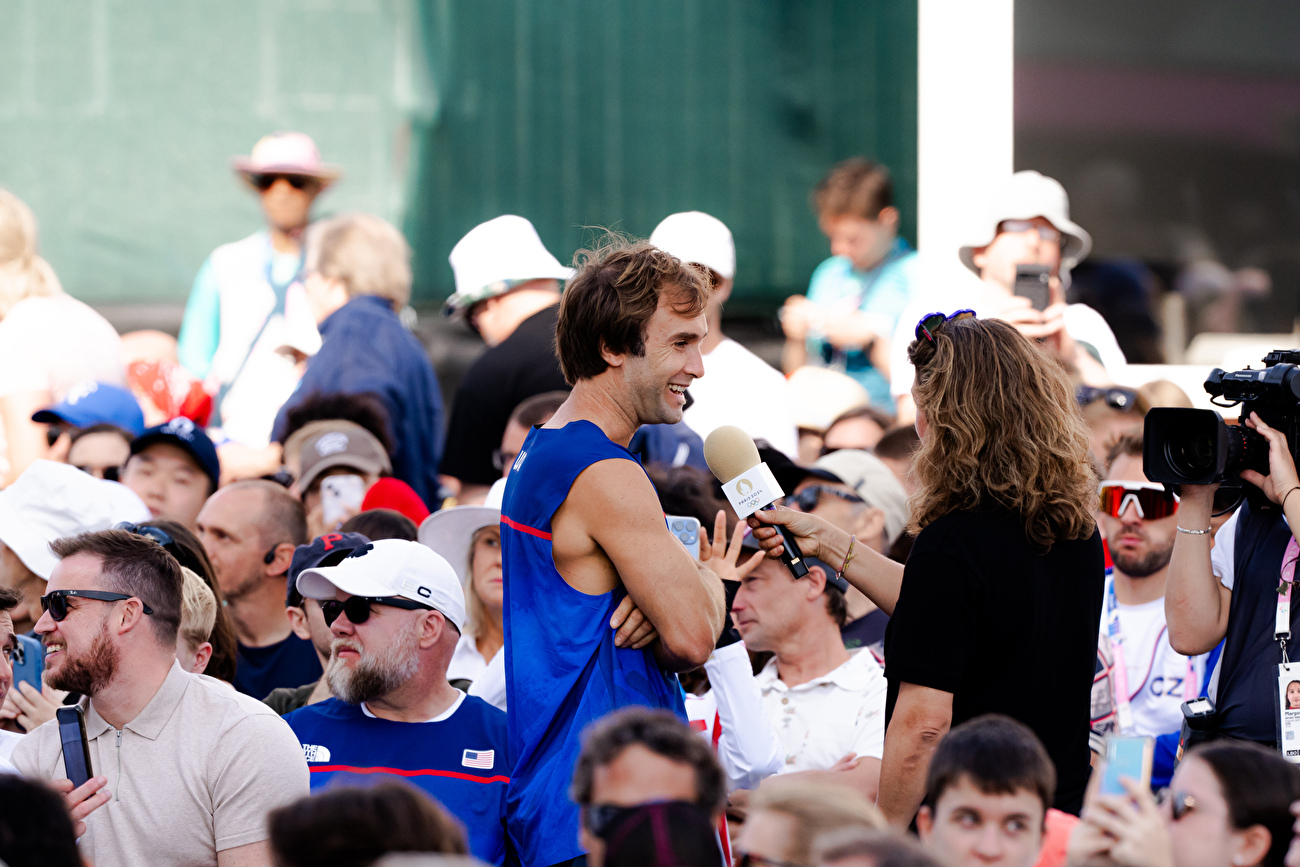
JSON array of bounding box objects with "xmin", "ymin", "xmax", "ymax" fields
[{"xmin": 501, "ymin": 238, "xmax": 728, "ymax": 867}]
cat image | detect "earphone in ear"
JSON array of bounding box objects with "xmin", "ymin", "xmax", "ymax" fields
[{"xmin": 263, "ymin": 548, "xmax": 278, "ymax": 565}]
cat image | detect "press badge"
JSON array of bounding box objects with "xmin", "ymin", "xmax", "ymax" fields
[{"xmin": 1279, "ymin": 664, "xmax": 1300, "ymax": 763}]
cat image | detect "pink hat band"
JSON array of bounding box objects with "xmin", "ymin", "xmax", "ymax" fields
[{"xmin": 232, "ymin": 131, "xmax": 341, "ymax": 181}]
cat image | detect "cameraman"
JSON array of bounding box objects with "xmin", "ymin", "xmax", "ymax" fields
[{"xmin": 1167, "ymin": 412, "xmax": 1300, "ymax": 746}]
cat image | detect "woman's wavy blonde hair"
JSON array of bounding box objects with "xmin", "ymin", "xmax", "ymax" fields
[
  {"xmin": 0, "ymin": 188, "xmax": 62, "ymax": 319},
  {"xmin": 906, "ymin": 315, "xmax": 1097, "ymax": 551}
]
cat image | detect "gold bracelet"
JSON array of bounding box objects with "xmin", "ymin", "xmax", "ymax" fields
[{"xmin": 839, "ymin": 535, "xmax": 857, "ymax": 578}]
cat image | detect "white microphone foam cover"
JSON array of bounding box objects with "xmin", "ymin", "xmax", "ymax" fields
[{"xmin": 703, "ymin": 425, "xmax": 761, "ymax": 483}]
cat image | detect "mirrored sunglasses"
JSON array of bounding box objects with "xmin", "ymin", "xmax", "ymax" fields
[{"xmin": 1098, "ymin": 482, "xmax": 1179, "ymax": 520}]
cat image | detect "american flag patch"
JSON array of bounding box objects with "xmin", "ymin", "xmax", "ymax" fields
[{"xmin": 462, "ymin": 749, "xmax": 495, "ymax": 769}]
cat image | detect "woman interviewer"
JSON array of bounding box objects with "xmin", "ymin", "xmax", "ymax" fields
[{"xmin": 750, "ymin": 311, "xmax": 1104, "ymax": 824}]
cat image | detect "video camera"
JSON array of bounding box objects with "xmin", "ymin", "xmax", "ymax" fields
[{"xmin": 1144, "ymin": 350, "xmax": 1300, "ymax": 506}]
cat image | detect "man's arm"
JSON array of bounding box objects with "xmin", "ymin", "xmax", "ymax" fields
[
  {"xmin": 1165, "ymin": 485, "xmax": 1231, "ymax": 656},
  {"xmin": 877, "ymin": 682, "xmax": 953, "ymax": 828},
  {"xmin": 218, "ymin": 841, "xmax": 271, "ymax": 867},
  {"xmin": 567, "ymin": 460, "xmax": 725, "ymax": 670},
  {"xmin": 771, "ymin": 756, "xmax": 882, "ymax": 802}
]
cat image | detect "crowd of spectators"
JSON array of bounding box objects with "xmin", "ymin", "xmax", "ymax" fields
[{"xmin": 1, "ymin": 129, "xmax": 1299, "ymax": 867}]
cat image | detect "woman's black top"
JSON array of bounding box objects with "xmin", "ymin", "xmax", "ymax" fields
[{"xmin": 884, "ymin": 506, "xmax": 1105, "ymax": 814}]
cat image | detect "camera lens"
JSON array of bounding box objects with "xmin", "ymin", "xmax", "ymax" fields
[{"xmin": 1166, "ymin": 433, "xmax": 1218, "ymax": 479}]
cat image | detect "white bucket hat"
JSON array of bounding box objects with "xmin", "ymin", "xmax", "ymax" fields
[
  {"xmin": 0, "ymin": 460, "xmax": 151, "ymax": 580},
  {"xmin": 297, "ymin": 538, "xmax": 466, "ymax": 633},
  {"xmin": 444, "ymin": 216, "xmax": 573, "ymax": 316},
  {"xmin": 649, "ymin": 212, "xmax": 736, "ymax": 281},
  {"xmin": 417, "ymin": 478, "xmax": 505, "ymax": 586},
  {"xmin": 787, "ymin": 366, "xmax": 870, "ymax": 433},
  {"xmin": 958, "ymin": 170, "xmax": 1092, "ymax": 277}
]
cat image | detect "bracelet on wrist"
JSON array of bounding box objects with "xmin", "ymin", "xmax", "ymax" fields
[
  {"xmin": 1283, "ymin": 485, "xmax": 1300, "ymax": 511},
  {"xmin": 1177, "ymin": 526, "xmax": 1211, "ymax": 536},
  {"xmin": 838, "ymin": 535, "xmax": 857, "ymax": 577}
]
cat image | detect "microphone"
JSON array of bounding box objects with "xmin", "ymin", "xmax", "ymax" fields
[{"xmin": 703, "ymin": 426, "xmax": 808, "ymax": 579}]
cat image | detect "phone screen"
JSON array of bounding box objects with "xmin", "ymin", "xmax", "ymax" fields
[
  {"xmin": 1099, "ymin": 735, "xmax": 1152, "ymax": 795},
  {"xmin": 321, "ymin": 474, "xmax": 366, "ymax": 528}
]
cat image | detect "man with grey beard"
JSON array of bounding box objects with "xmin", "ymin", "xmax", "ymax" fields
[
  {"xmin": 283, "ymin": 538, "xmax": 511, "ymax": 866},
  {"xmin": 13, "ymin": 529, "xmax": 307, "ymax": 867}
]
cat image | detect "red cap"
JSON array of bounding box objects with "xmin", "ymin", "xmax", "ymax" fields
[{"xmin": 361, "ymin": 477, "xmax": 430, "ymax": 524}]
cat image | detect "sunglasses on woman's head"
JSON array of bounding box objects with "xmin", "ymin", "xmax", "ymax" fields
[
  {"xmin": 319, "ymin": 595, "xmax": 434, "ymax": 628},
  {"xmin": 1098, "ymin": 481, "xmax": 1179, "ymax": 520},
  {"xmin": 114, "ymin": 521, "xmax": 175, "ymax": 549},
  {"xmin": 249, "ymin": 173, "xmax": 315, "ymax": 192},
  {"xmin": 915, "ymin": 309, "xmax": 976, "ymax": 345},
  {"xmin": 40, "ymin": 589, "xmax": 153, "ymax": 622}
]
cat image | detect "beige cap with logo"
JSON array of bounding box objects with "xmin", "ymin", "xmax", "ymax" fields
[{"xmin": 297, "ymin": 421, "xmax": 392, "ymax": 493}]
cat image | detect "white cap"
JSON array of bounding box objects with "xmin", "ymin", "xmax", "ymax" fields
[
  {"xmin": 296, "ymin": 538, "xmax": 466, "ymax": 632},
  {"xmin": 417, "ymin": 478, "xmax": 505, "ymax": 586},
  {"xmin": 813, "ymin": 449, "xmax": 909, "ymax": 546},
  {"xmin": 958, "ymin": 171, "xmax": 1092, "ymax": 280},
  {"xmin": 0, "ymin": 460, "xmax": 151, "ymax": 580},
  {"xmin": 649, "ymin": 212, "xmax": 735, "ymax": 281},
  {"xmin": 445, "ymin": 215, "xmax": 572, "ymax": 314}
]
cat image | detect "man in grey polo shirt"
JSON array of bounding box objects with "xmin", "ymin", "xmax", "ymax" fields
[{"xmin": 14, "ymin": 528, "xmax": 308, "ymax": 867}]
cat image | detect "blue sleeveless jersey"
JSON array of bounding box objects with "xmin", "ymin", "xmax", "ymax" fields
[{"xmin": 501, "ymin": 420, "xmax": 686, "ymax": 867}]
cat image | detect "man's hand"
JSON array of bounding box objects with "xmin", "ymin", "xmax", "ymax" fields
[
  {"xmin": 0, "ymin": 680, "xmax": 68, "ymax": 731},
  {"xmin": 50, "ymin": 775, "xmax": 111, "ymax": 837},
  {"xmin": 1241, "ymin": 412, "xmax": 1300, "ymax": 506},
  {"xmin": 699, "ymin": 511, "xmax": 764, "ymax": 584},
  {"xmin": 610, "ymin": 596, "xmax": 658, "ymax": 650}
]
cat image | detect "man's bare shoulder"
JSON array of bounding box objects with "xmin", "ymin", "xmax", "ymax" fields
[{"xmin": 566, "ymin": 458, "xmax": 660, "ymax": 517}]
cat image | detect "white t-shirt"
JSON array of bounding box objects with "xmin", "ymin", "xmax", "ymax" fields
[
  {"xmin": 0, "ymin": 728, "xmax": 22, "ymax": 773},
  {"xmin": 448, "ymin": 632, "xmax": 490, "ymax": 683},
  {"xmin": 1098, "ymin": 579, "xmax": 1206, "ymax": 737},
  {"xmin": 0, "ymin": 295, "xmax": 123, "ymax": 399},
  {"xmin": 756, "ymin": 647, "xmax": 887, "ymax": 772},
  {"xmin": 888, "ymin": 271, "xmax": 1127, "ymax": 398},
  {"xmin": 685, "ymin": 338, "xmax": 799, "ymax": 458}
]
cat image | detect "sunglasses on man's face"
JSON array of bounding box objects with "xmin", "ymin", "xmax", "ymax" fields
[
  {"xmin": 1077, "ymin": 385, "xmax": 1142, "ymax": 413},
  {"xmin": 782, "ymin": 485, "xmax": 864, "ymax": 513},
  {"xmin": 915, "ymin": 309, "xmax": 976, "ymax": 345},
  {"xmin": 249, "ymin": 173, "xmax": 316, "ymax": 192},
  {"xmin": 320, "ymin": 595, "xmax": 434, "ymax": 628},
  {"xmin": 997, "ymin": 219, "xmax": 1062, "ymax": 244},
  {"xmin": 1098, "ymin": 481, "xmax": 1179, "ymax": 520},
  {"xmin": 40, "ymin": 589, "xmax": 154, "ymax": 622}
]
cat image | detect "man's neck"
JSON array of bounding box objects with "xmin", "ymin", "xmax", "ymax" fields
[
  {"xmin": 773, "ymin": 621, "xmax": 852, "ymax": 688},
  {"xmin": 268, "ymin": 226, "xmax": 303, "ymax": 255},
  {"xmin": 91, "ymin": 651, "xmax": 176, "ymax": 731},
  {"xmin": 364, "ymin": 672, "xmax": 461, "ymax": 723},
  {"xmin": 1112, "ymin": 567, "xmax": 1168, "ymax": 606},
  {"xmin": 226, "ymin": 581, "xmax": 293, "ymax": 648},
  {"xmin": 489, "ymin": 290, "xmax": 559, "ymax": 346},
  {"xmin": 549, "ymin": 379, "xmax": 645, "ymax": 447}
]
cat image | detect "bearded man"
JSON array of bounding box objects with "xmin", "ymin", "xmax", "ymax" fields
[
  {"xmin": 284, "ymin": 539, "xmax": 510, "ymax": 866},
  {"xmin": 13, "ymin": 529, "xmax": 307, "ymax": 867}
]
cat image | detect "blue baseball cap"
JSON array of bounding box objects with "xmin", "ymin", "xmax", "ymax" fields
[
  {"xmin": 287, "ymin": 532, "xmax": 370, "ymax": 607},
  {"xmin": 32, "ymin": 381, "xmax": 145, "ymax": 437},
  {"xmin": 129, "ymin": 417, "xmax": 221, "ymax": 492}
]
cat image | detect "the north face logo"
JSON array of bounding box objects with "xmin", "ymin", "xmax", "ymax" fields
[{"xmin": 302, "ymin": 744, "xmax": 331, "ymax": 762}]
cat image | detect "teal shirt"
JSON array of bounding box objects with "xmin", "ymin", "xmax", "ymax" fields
[{"xmin": 805, "ymin": 238, "xmax": 917, "ymax": 408}]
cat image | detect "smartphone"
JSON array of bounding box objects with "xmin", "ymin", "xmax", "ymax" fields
[
  {"xmin": 56, "ymin": 705, "xmax": 93, "ymax": 788},
  {"xmin": 1014, "ymin": 264, "xmax": 1052, "ymax": 312},
  {"xmin": 1099, "ymin": 735, "xmax": 1153, "ymax": 796},
  {"xmin": 11, "ymin": 633, "xmax": 43, "ymax": 694},
  {"xmin": 321, "ymin": 474, "xmax": 366, "ymax": 528},
  {"xmin": 666, "ymin": 515, "xmax": 701, "ymax": 559}
]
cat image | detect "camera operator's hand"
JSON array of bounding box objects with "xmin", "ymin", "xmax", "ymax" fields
[{"xmin": 1241, "ymin": 412, "xmax": 1300, "ymax": 507}]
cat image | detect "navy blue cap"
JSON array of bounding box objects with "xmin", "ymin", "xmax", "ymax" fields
[
  {"xmin": 129, "ymin": 418, "xmax": 220, "ymax": 491},
  {"xmin": 286, "ymin": 532, "xmax": 370, "ymax": 606},
  {"xmin": 32, "ymin": 381, "xmax": 145, "ymax": 436}
]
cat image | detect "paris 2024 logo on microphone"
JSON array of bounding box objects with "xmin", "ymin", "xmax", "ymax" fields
[{"xmin": 736, "ymin": 478, "xmax": 753, "ymax": 496}]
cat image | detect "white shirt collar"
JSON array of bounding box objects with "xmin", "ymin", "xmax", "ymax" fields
[{"xmin": 360, "ymin": 690, "xmax": 466, "ymax": 723}]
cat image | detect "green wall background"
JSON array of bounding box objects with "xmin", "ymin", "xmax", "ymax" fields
[{"xmin": 0, "ymin": 0, "xmax": 916, "ymax": 313}]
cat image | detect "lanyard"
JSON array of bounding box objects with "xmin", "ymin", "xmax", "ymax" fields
[
  {"xmin": 1279, "ymin": 538, "xmax": 1298, "ymax": 661},
  {"xmin": 1106, "ymin": 577, "xmax": 1196, "ymax": 735}
]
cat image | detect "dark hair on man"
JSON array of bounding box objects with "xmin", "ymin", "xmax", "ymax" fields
[
  {"xmin": 278, "ymin": 390, "xmax": 394, "ymax": 455},
  {"xmin": 509, "ymin": 390, "xmax": 570, "ymax": 429},
  {"xmin": 874, "ymin": 425, "xmax": 920, "ymax": 462},
  {"xmin": 140, "ymin": 519, "xmax": 238, "ymax": 683},
  {"xmin": 50, "ymin": 529, "xmax": 183, "ymax": 645},
  {"xmin": 556, "ymin": 235, "xmax": 710, "ymax": 384},
  {"xmin": 1191, "ymin": 741, "xmax": 1300, "ymax": 867},
  {"xmin": 571, "ymin": 707, "xmax": 725, "ymax": 815},
  {"xmin": 228, "ymin": 480, "xmax": 309, "ymax": 548},
  {"xmin": 0, "ymin": 585, "xmax": 20, "ymax": 613},
  {"xmin": 0, "ymin": 775, "xmax": 83, "ymax": 867},
  {"xmin": 813, "ymin": 158, "xmax": 895, "ymax": 221},
  {"xmin": 268, "ymin": 782, "xmax": 467, "ymax": 867},
  {"xmin": 815, "ymin": 828, "xmax": 942, "ymax": 867},
  {"xmin": 922, "ymin": 715, "xmax": 1055, "ymax": 818},
  {"xmin": 341, "ymin": 509, "xmax": 417, "ymax": 542},
  {"xmin": 1105, "ymin": 431, "xmax": 1144, "ymax": 476},
  {"xmin": 822, "ymin": 578, "xmax": 848, "ymax": 628},
  {"xmin": 69, "ymin": 422, "xmax": 133, "ymax": 447}
]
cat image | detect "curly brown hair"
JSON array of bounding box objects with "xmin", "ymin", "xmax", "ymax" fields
[{"xmin": 906, "ymin": 315, "xmax": 1097, "ymax": 551}]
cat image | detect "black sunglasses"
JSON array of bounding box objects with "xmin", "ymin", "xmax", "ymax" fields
[
  {"xmin": 782, "ymin": 485, "xmax": 864, "ymax": 512},
  {"xmin": 320, "ymin": 595, "xmax": 434, "ymax": 628},
  {"xmin": 915, "ymin": 309, "xmax": 976, "ymax": 345},
  {"xmin": 41, "ymin": 589, "xmax": 154, "ymax": 622},
  {"xmin": 249, "ymin": 173, "xmax": 316, "ymax": 192},
  {"xmin": 1157, "ymin": 789, "xmax": 1197, "ymax": 821},
  {"xmin": 492, "ymin": 449, "xmax": 518, "ymax": 473},
  {"xmin": 114, "ymin": 522, "xmax": 175, "ymax": 550},
  {"xmin": 1077, "ymin": 385, "xmax": 1142, "ymax": 413}
]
